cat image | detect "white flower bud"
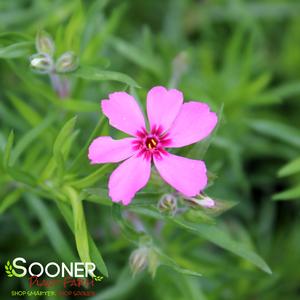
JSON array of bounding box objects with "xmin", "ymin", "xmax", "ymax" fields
[
  {"xmin": 36, "ymin": 30, "xmax": 55, "ymax": 56},
  {"xmin": 172, "ymin": 51, "xmax": 189, "ymax": 75},
  {"xmin": 158, "ymin": 194, "xmax": 177, "ymax": 215},
  {"xmin": 197, "ymin": 196, "xmax": 215, "ymax": 208},
  {"xmin": 129, "ymin": 247, "xmax": 149, "ymax": 276},
  {"xmin": 55, "ymin": 51, "xmax": 79, "ymax": 73},
  {"xmin": 188, "ymin": 196, "xmax": 216, "ymax": 208},
  {"xmin": 29, "ymin": 53, "xmax": 53, "ymax": 74}
]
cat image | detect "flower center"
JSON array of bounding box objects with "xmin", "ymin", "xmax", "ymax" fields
[
  {"xmin": 133, "ymin": 127, "xmax": 172, "ymax": 160},
  {"xmin": 145, "ymin": 137, "xmax": 158, "ymax": 150}
]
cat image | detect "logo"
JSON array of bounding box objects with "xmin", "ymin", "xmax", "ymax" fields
[
  {"xmin": 5, "ymin": 257, "xmax": 99, "ymax": 278},
  {"xmin": 4, "ymin": 257, "xmax": 104, "ymax": 298}
]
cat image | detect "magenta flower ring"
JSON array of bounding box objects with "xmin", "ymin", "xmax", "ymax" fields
[{"xmin": 88, "ymin": 86, "xmax": 218, "ymax": 205}]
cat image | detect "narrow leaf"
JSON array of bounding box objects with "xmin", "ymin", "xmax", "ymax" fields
[
  {"xmin": 155, "ymin": 247, "xmax": 202, "ymax": 277},
  {"xmin": 53, "ymin": 116, "xmax": 77, "ymax": 158},
  {"xmin": 7, "ymin": 167, "xmax": 36, "ymax": 186},
  {"xmin": 278, "ymin": 157, "xmax": 300, "ymax": 177},
  {"xmin": 3, "ymin": 130, "xmax": 14, "ymax": 169},
  {"xmin": 25, "ymin": 195, "xmax": 76, "ymax": 263},
  {"xmin": 8, "ymin": 93, "xmax": 42, "ymax": 126},
  {"xmin": 0, "ymin": 41, "xmax": 33, "ymax": 58},
  {"xmin": 110, "ymin": 37, "xmax": 162, "ymax": 77},
  {"xmin": 71, "ymin": 164, "xmax": 112, "ymax": 189},
  {"xmin": 0, "ymin": 189, "xmax": 23, "ymax": 214},
  {"xmin": 273, "ymin": 186, "xmax": 300, "ymax": 201},
  {"xmin": 11, "ymin": 114, "xmax": 55, "ymax": 164},
  {"xmin": 248, "ymin": 119, "xmax": 300, "ymax": 149},
  {"xmin": 73, "ymin": 66, "xmax": 140, "ymax": 88},
  {"xmin": 56, "ymin": 200, "xmax": 108, "ymax": 276},
  {"xmin": 64, "ymin": 186, "xmax": 91, "ymax": 264},
  {"xmin": 172, "ymin": 217, "xmax": 272, "ymax": 274}
]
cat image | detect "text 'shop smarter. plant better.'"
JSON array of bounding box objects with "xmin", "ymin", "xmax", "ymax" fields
[{"xmin": 88, "ymin": 86, "xmax": 218, "ymax": 205}]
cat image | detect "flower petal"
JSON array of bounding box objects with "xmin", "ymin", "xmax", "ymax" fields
[
  {"xmin": 147, "ymin": 86, "xmax": 183, "ymax": 132},
  {"xmin": 88, "ymin": 136, "xmax": 136, "ymax": 164},
  {"xmin": 154, "ymin": 152, "xmax": 207, "ymax": 197},
  {"xmin": 167, "ymin": 102, "xmax": 218, "ymax": 147},
  {"xmin": 102, "ymin": 92, "xmax": 146, "ymax": 136},
  {"xmin": 108, "ymin": 155, "xmax": 151, "ymax": 205}
]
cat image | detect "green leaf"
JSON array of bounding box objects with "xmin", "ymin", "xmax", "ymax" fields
[
  {"xmin": 64, "ymin": 186, "xmax": 91, "ymax": 264},
  {"xmin": 183, "ymin": 209, "xmax": 216, "ymax": 225},
  {"xmin": 82, "ymin": 188, "xmax": 112, "ymax": 206},
  {"xmin": 172, "ymin": 217, "xmax": 272, "ymax": 274},
  {"xmin": 70, "ymin": 164, "xmax": 112, "ymax": 189},
  {"xmin": 54, "ymin": 99, "xmax": 99, "ymax": 112},
  {"xmin": 54, "ymin": 151, "xmax": 65, "ymax": 184},
  {"xmin": 73, "ymin": 66, "xmax": 140, "ymax": 88},
  {"xmin": 89, "ymin": 238, "xmax": 108, "ymax": 277},
  {"xmin": 0, "ymin": 41, "xmax": 33, "ymax": 59},
  {"xmin": 0, "ymin": 189, "xmax": 23, "ymax": 214},
  {"xmin": 273, "ymin": 185, "xmax": 300, "ymax": 201},
  {"xmin": 110, "ymin": 37, "xmax": 162, "ymax": 78},
  {"xmin": 278, "ymin": 157, "xmax": 300, "ymax": 177},
  {"xmin": 133, "ymin": 204, "xmax": 272, "ymax": 275},
  {"xmin": 7, "ymin": 167, "xmax": 37, "ymax": 186},
  {"xmin": 115, "ymin": 205, "xmax": 202, "ymax": 277},
  {"xmin": 53, "ymin": 116, "xmax": 77, "ymax": 159},
  {"xmin": 90, "ymin": 267, "xmax": 141, "ymax": 299},
  {"xmin": 25, "ymin": 194, "xmax": 76, "ymax": 263},
  {"xmin": 247, "ymin": 119, "xmax": 300, "ymax": 149},
  {"xmin": 7, "ymin": 93, "xmax": 42, "ymax": 127},
  {"xmin": 0, "ymin": 32, "xmax": 31, "ymax": 41},
  {"xmin": 204, "ymin": 198, "xmax": 238, "ymax": 217},
  {"xmin": 0, "ymin": 101, "xmax": 28, "ymax": 131},
  {"xmin": 128, "ymin": 205, "xmax": 164, "ymax": 220},
  {"xmin": 155, "ymin": 247, "xmax": 202, "ymax": 277},
  {"xmin": 268, "ymin": 80, "xmax": 300, "ymax": 100},
  {"xmin": 3, "ymin": 130, "xmax": 14, "ymax": 169},
  {"xmin": 56, "ymin": 199, "xmax": 108, "ymax": 277},
  {"xmin": 112, "ymin": 204, "xmax": 144, "ymax": 243},
  {"xmin": 69, "ymin": 115, "xmax": 105, "ymax": 171},
  {"xmin": 41, "ymin": 130, "xmax": 78, "ymax": 181},
  {"xmin": 11, "ymin": 114, "xmax": 55, "ymax": 165}
]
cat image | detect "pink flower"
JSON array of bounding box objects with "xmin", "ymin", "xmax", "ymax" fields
[{"xmin": 88, "ymin": 86, "xmax": 218, "ymax": 205}]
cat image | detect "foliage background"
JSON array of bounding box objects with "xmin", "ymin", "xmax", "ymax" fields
[{"xmin": 1, "ymin": 0, "xmax": 300, "ymax": 299}]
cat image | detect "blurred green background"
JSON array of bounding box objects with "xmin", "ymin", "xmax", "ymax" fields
[{"xmin": 1, "ymin": 0, "xmax": 300, "ymax": 299}]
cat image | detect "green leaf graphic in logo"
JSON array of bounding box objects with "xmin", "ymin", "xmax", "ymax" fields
[
  {"xmin": 5, "ymin": 261, "xmax": 14, "ymax": 277},
  {"xmin": 93, "ymin": 275, "xmax": 103, "ymax": 282},
  {"xmin": 5, "ymin": 261, "xmax": 23, "ymax": 278}
]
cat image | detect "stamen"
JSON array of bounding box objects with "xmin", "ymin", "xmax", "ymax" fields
[
  {"xmin": 150, "ymin": 138, "xmax": 157, "ymax": 146},
  {"xmin": 145, "ymin": 137, "xmax": 158, "ymax": 150}
]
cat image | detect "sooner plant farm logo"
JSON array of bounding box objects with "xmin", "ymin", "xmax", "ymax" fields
[{"xmin": 4, "ymin": 257, "xmax": 103, "ymax": 297}]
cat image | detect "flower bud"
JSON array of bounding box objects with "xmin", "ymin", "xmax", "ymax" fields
[
  {"xmin": 187, "ymin": 195, "xmax": 216, "ymax": 208},
  {"xmin": 148, "ymin": 249, "xmax": 159, "ymax": 278},
  {"xmin": 198, "ymin": 196, "xmax": 215, "ymax": 208},
  {"xmin": 169, "ymin": 51, "xmax": 189, "ymax": 88},
  {"xmin": 172, "ymin": 51, "xmax": 189, "ymax": 75},
  {"xmin": 129, "ymin": 247, "xmax": 149, "ymax": 276},
  {"xmin": 55, "ymin": 51, "xmax": 79, "ymax": 73},
  {"xmin": 29, "ymin": 53, "xmax": 53, "ymax": 74},
  {"xmin": 36, "ymin": 30, "xmax": 55, "ymax": 56},
  {"xmin": 158, "ymin": 194, "xmax": 177, "ymax": 215}
]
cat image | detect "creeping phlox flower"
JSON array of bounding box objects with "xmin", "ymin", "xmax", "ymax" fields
[{"xmin": 88, "ymin": 86, "xmax": 218, "ymax": 205}]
